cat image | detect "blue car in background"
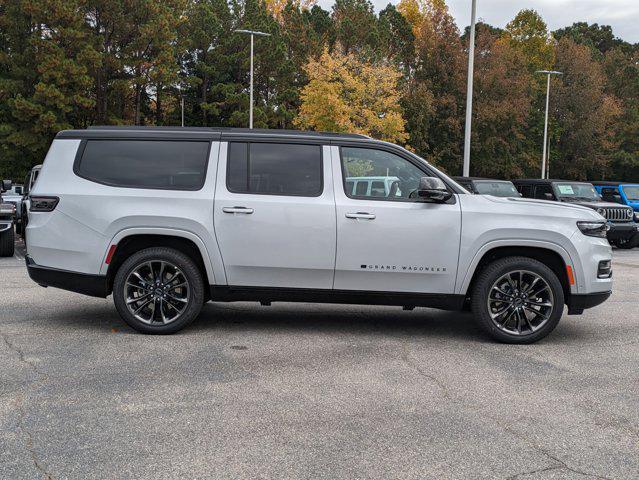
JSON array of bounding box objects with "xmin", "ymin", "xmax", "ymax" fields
[{"xmin": 592, "ymin": 181, "xmax": 639, "ymax": 217}]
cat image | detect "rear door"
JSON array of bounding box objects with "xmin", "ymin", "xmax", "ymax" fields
[
  {"xmin": 332, "ymin": 145, "xmax": 461, "ymax": 294},
  {"xmin": 213, "ymin": 141, "xmax": 336, "ymax": 289}
]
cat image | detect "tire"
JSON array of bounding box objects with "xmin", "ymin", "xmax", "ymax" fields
[
  {"xmin": 113, "ymin": 247, "xmax": 205, "ymax": 334},
  {"xmin": 612, "ymin": 233, "xmax": 639, "ymax": 249},
  {"xmin": 471, "ymin": 256, "xmax": 565, "ymax": 344},
  {"xmin": 0, "ymin": 227, "xmax": 15, "ymax": 257}
]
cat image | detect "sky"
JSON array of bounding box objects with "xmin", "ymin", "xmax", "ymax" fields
[{"xmin": 317, "ymin": 0, "xmax": 639, "ymax": 43}]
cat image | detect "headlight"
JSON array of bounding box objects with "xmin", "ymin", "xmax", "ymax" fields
[
  {"xmin": 577, "ymin": 221, "xmax": 609, "ymax": 238},
  {"xmin": 596, "ymin": 207, "xmax": 606, "ymax": 216}
]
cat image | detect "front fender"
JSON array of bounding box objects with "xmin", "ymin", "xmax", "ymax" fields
[{"xmin": 456, "ymin": 238, "xmax": 577, "ymax": 295}]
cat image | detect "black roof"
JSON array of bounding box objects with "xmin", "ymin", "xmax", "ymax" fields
[
  {"xmin": 590, "ymin": 180, "xmax": 639, "ymax": 186},
  {"xmin": 57, "ymin": 126, "xmax": 371, "ymax": 142},
  {"xmin": 453, "ymin": 176, "xmax": 514, "ymax": 183},
  {"xmin": 511, "ymin": 179, "xmax": 594, "ymax": 185}
]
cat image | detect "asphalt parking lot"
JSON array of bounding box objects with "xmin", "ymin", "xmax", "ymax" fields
[{"xmin": 1, "ymin": 240, "xmax": 638, "ymax": 480}]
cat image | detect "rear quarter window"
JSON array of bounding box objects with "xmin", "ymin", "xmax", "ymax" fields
[{"xmin": 76, "ymin": 140, "xmax": 210, "ymax": 190}]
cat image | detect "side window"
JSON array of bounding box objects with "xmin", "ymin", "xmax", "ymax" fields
[
  {"xmin": 77, "ymin": 140, "xmax": 210, "ymax": 190},
  {"xmin": 341, "ymin": 147, "xmax": 425, "ymax": 200},
  {"xmin": 227, "ymin": 142, "xmax": 322, "ymax": 196},
  {"xmin": 345, "ymin": 181, "xmax": 355, "ymax": 195},
  {"xmin": 517, "ymin": 185, "xmax": 533, "ymax": 198},
  {"xmin": 534, "ymin": 185, "xmax": 553, "ymax": 200},
  {"xmin": 601, "ymin": 187, "xmax": 622, "ymax": 204}
]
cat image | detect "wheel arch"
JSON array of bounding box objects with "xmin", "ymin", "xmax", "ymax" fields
[
  {"xmin": 459, "ymin": 242, "xmax": 574, "ymax": 301},
  {"xmin": 102, "ymin": 229, "xmax": 218, "ymax": 295}
]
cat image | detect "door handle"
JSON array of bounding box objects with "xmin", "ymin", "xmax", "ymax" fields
[
  {"xmin": 223, "ymin": 206, "xmax": 254, "ymax": 214},
  {"xmin": 345, "ymin": 212, "xmax": 376, "ymax": 220}
]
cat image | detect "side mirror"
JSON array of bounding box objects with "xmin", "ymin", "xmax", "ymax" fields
[
  {"xmin": 544, "ymin": 193, "xmax": 554, "ymax": 200},
  {"xmin": 416, "ymin": 177, "xmax": 453, "ymax": 203},
  {"xmin": 1, "ymin": 180, "xmax": 11, "ymax": 193}
]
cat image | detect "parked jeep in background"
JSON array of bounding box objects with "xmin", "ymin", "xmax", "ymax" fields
[
  {"xmin": 0, "ymin": 179, "xmax": 16, "ymax": 257},
  {"xmin": 24, "ymin": 127, "xmax": 613, "ymax": 344},
  {"xmin": 2, "ymin": 184, "xmax": 24, "ymax": 235},
  {"xmin": 453, "ymin": 177, "xmax": 522, "ymax": 198},
  {"xmin": 18, "ymin": 164, "xmax": 42, "ymax": 239},
  {"xmin": 513, "ymin": 179, "xmax": 639, "ymax": 249},
  {"xmin": 591, "ymin": 181, "xmax": 639, "ymax": 218}
]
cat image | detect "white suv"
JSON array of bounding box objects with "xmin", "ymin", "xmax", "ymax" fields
[{"xmin": 25, "ymin": 127, "xmax": 613, "ymax": 343}]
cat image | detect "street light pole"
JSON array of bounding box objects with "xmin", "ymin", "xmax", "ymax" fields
[
  {"xmin": 462, "ymin": 0, "xmax": 477, "ymax": 177},
  {"xmin": 536, "ymin": 70, "xmax": 563, "ymax": 179},
  {"xmin": 234, "ymin": 29, "xmax": 271, "ymax": 129}
]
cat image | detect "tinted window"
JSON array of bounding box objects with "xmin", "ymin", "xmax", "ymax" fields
[
  {"xmin": 345, "ymin": 181, "xmax": 355, "ymax": 195},
  {"xmin": 473, "ymin": 181, "xmax": 520, "ymax": 197},
  {"xmin": 227, "ymin": 142, "xmax": 249, "ymax": 192},
  {"xmin": 600, "ymin": 187, "xmax": 622, "ymax": 204},
  {"xmin": 78, "ymin": 140, "xmax": 209, "ymax": 190},
  {"xmin": 371, "ymin": 181, "xmax": 386, "ymax": 197},
  {"xmin": 518, "ymin": 185, "xmax": 533, "ymax": 198},
  {"xmin": 341, "ymin": 147, "xmax": 425, "ymax": 200},
  {"xmin": 534, "ymin": 185, "xmax": 553, "ymax": 200},
  {"xmin": 227, "ymin": 142, "xmax": 322, "ymax": 196}
]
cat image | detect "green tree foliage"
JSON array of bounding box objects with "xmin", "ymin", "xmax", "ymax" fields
[
  {"xmin": 0, "ymin": 1, "xmax": 637, "ymax": 183},
  {"xmin": 551, "ymin": 38, "xmax": 621, "ymax": 179},
  {"xmin": 554, "ymin": 22, "xmax": 626, "ymax": 56},
  {"xmin": 470, "ymin": 31, "xmax": 534, "ymax": 178},
  {"xmin": 504, "ymin": 9, "xmax": 554, "ymax": 72}
]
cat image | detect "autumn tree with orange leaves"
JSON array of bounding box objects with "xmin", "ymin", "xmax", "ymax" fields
[{"xmin": 295, "ymin": 49, "xmax": 407, "ymax": 143}]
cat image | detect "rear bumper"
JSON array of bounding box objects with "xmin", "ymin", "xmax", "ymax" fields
[
  {"xmin": 26, "ymin": 255, "xmax": 108, "ymax": 298},
  {"xmin": 566, "ymin": 291, "xmax": 612, "ymax": 315}
]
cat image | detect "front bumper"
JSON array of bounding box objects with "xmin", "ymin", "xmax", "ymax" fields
[
  {"xmin": 566, "ymin": 291, "xmax": 612, "ymax": 315},
  {"xmin": 607, "ymin": 222, "xmax": 639, "ymax": 241},
  {"xmin": 26, "ymin": 255, "xmax": 108, "ymax": 298}
]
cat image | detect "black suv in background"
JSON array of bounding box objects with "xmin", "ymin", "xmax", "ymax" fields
[
  {"xmin": 0, "ymin": 179, "xmax": 16, "ymax": 257},
  {"xmin": 454, "ymin": 177, "xmax": 522, "ymax": 198},
  {"xmin": 513, "ymin": 179, "xmax": 639, "ymax": 249}
]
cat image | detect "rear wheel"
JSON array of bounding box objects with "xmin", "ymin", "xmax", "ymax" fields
[
  {"xmin": 0, "ymin": 227, "xmax": 15, "ymax": 257},
  {"xmin": 113, "ymin": 247, "xmax": 205, "ymax": 334},
  {"xmin": 471, "ymin": 256, "xmax": 565, "ymax": 344}
]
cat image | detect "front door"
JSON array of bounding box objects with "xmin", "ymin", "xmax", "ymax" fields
[
  {"xmin": 332, "ymin": 145, "xmax": 461, "ymax": 294},
  {"xmin": 214, "ymin": 142, "xmax": 336, "ymax": 289}
]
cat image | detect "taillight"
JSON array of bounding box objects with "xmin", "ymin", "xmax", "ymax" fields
[
  {"xmin": 30, "ymin": 196, "xmax": 59, "ymax": 212},
  {"xmin": 0, "ymin": 203, "xmax": 15, "ymax": 215}
]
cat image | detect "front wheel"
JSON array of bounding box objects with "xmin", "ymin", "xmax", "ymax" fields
[
  {"xmin": 471, "ymin": 256, "xmax": 565, "ymax": 344},
  {"xmin": 113, "ymin": 247, "xmax": 205, "ymax": 334}
]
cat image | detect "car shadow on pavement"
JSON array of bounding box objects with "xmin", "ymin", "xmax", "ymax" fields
[{"xmin": 23, "ymin": 299, "xmax": 594, "ymax": 345}]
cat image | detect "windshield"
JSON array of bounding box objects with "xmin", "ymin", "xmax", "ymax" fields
[
  {"xmin": 553, "ymin": 183, "xmax": 601, "ymax": 201},
  {"xmin": 474, "ymin": 181, "xmax": 520, "ymax": 197},
  {"xmin": 623, "ymin": 185, "xmax": 639, "ymax": 201}
]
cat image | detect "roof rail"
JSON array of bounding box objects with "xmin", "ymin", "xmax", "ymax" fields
[{"xmin": 86, "ymin": 125, "xmax": 370, "ymax": 139}]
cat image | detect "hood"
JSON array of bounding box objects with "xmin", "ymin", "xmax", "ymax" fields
[
  {"xmin": 1, "ymin": 193, "xmax": 22, "ymax": 202},
  {"xmin": 488, "ymin": 195, "xmax": 597, "ymax": 214},
  {"xmin": 558, "ymin": 199, "xmax": 625, "ymax": 210},
  {"xmin": 479, "ymin": 195, "xmax": 604, "ymax": 222}
]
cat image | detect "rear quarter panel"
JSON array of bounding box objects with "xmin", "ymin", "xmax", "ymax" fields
[{"xmin": 27, "ymin": 139, "xmax": 224, "ymax": 283}]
